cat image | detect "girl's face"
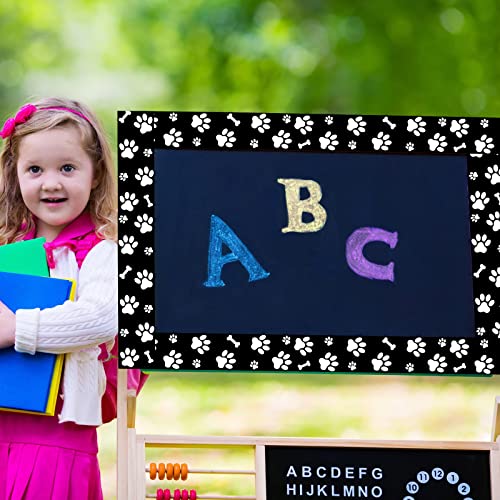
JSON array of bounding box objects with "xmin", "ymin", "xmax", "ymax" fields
[{"xmin": 16, "ymin": 125, "xmax": 98, "ymax": 241}]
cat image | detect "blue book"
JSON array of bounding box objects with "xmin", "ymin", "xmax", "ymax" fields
[{"xmin": 0, "ymin": 271, "xmax": 75, "ymax": 415}]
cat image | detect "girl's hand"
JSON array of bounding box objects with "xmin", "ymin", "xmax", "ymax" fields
[{"xmin": 0, "ymin": 300, "xmax": 15, "ymax": 349}]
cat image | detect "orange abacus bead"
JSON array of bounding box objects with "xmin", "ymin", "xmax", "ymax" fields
[
  {"xmin": 173, "ymin": 463, "xmax": 181, "ymax": 480},
  {"xmin": 158, "ymin": 462, "xmax": 166, "ymax": 480},
  {"xmin": 180, "ymin": 463, "xmax": 188, "ymax": 481},
  {"xmin": 166, "ymin": 463, "xmax": 174, "ymax": 480},
  {"xmin": 150, "ymin": 462, "xmax": 157, "ymax": 480}
]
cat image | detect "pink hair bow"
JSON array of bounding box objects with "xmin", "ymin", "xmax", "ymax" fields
[{"xmin": 0, "ymin": 103, "xmax": 37, "ymax": 139}]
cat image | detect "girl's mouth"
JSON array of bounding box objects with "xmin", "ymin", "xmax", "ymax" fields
[{"xmin": 41, "ymin": 198, "xmax": 67, "ymax": 204}]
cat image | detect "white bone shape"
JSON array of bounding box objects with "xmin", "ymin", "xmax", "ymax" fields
[
  {"xmin": 119, "ymin": 266, "xmax": 132, "ymax": 279},
  {"xmin": 298, "ymin": 360, "xmax": 311, "ymax": 371},
  {"xmin": 382, "ymin": 337, "xmax": 396, "ymax": 350},
  {"xmin": 226, "ymin": 335, "xmax": 240, "ymax": 348},
  {"xmin": 473, "ymin": 264, "xmax": 486, "ymax": 278},
  {"xmin": 298, "ymin": 140, "xmax": 311, "ymax": 150},
  {"xmin": 382, "ymin": 116, "xmax": 396, "ymax": 129},
  {"xmin": 119, "ymin": 111, "xmax": 131, "ymax": 123},
  {"xmin": 227, "ymin": 113, "xmax": 240, "ymax": 126}
]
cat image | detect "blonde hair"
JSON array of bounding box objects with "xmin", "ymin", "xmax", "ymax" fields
[{"xmin": 0, "ymin": 97, "xmax": 117, "ymax": 244}]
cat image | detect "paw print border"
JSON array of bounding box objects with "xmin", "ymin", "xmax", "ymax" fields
[{"xmin": 118, "ymin": 112, "xmax": 499, "ymax": 375}]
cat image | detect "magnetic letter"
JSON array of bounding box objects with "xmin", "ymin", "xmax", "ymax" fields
[
  {"xmin": 204, "ymin": 215, "xmax": 270, "ymax": 287},
  {"xmin": 346, "ymin": 227, "xmax": 398, "ymax": 282},
  {"xmin": 277, "ymin": 178, "xmax": 327, "ymax": 233}
]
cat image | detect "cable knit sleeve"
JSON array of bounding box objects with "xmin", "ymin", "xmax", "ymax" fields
[{"xmin": 14, "ymin": 240, "xmax": 117, "ymax": 354}]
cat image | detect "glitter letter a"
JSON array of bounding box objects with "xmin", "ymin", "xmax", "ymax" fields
[{"xmin": 203, "ymin": 215, "xmax": 270, "ymax": 287}]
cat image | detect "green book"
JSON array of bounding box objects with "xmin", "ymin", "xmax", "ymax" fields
[{"xmin": 0, "ymin": 237, "xmax": 49, "ymax": 276}]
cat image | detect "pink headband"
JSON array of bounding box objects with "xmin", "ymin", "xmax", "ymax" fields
[{"xmin": 0, "ymin": 104, "xmax": 92, "ymax": 139}]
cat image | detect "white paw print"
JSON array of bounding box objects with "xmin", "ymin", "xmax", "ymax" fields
[
  {"xmin": 193, "ymin": 137, "xmax": 201, "ymax": 147},
  {"xmin": 119, "ymin": 172, "xmax": 128, "ymax": 181},
  {"xmin": 250, "ymin": 360, "xmax": 258, "ymax": 370},
  {"xmin": 121, "ymin": 348, "xmax": 139, "ymax": 367},
  {"xmin": 136, "ymin": 323, "xmax": 154, "ymax": 342},
  {"xmin": 325, "ymin": 116, "xmax": 333, "ymax": 125},
  {"xmin": 347, "ymin": 337, "xmax": 366, "ymax": 357},
  {"xmin": 487, "ymin": 212, "xmax": 500, "ymax": 231},
  {"xmin": 119, "ymin": 139, "xmax": 139, "ymax": 159},
  {"xmin": 135, "ymin": 214, "xmax": 153, "ymax": 233},
  {"xmin": 164, "ymin": 128, "xmax": 183, "ymax": 147},
  {"xmin": 475, "ymin": 293, "xmax": 495, "ymax": 313},
  {"xmin": 169, "ymin": 112, "xmax": 177, "ymax": 121},
  {"xmin": 120, "ymin": 192, "xmax": 139, "ymax": 212},
  {"xmin": 119, "ymin": 215, "xmax": 128, "ymax": 224},
  {"xmin": 485, "ymin": 165, "xmax": 500, "ymax": 185},
  {"xmin": 272, "ymin": 130, "xmax": 292, "ymax": 149},
  {"xmin": 449, "ymin": 118, "xmax": 469, "ymax": 138},
  {"xmin": 294, "ymin": 337, "xmax": 313, "ymax": 356},
  {"xmin": 407, "ymin": 337, "xmax": 426, "ymax": 357},
  {"xmin": 144, "ymin": 304, "xmax": 153, "ymax": 313},
  {"xmin": 294, "ymin": 115, "xmax": 314, "ymax": 135},
  {"xmin": 406, "ymin": 363, "xmax": 414, "ymax": 373},
  {"xmin": 492, "ymin": 322, "xmax": 500, "ymax": 338},
  {"xmin": 319, "ymin": 352, "xmax": 339, "ymax": 372},
  {"xmin": 319, "ymin": 131, "xmax": 339, "ymax": 151},
  {"xmin": 164, "ymin": 350, "xmax": 183, "ymax": 369},
  {"xmin": 272, "ymin": 351, "xmax": 292, "ymax": 371},
  {"xmin": 282, "ymin": 114, "xmax": 291, "ymax": 124},
  {"xmin": 372, "ymin": 132, "xmax": 391, "ymax": 151},
  {"xmin": 470, "ymin": 191, "xmax": 490, "ymax": 210},
  {"xmin": 428, "ymin": 133, "xmax": 447, "ymax": 152},
  {"xmin": 216, "ymin": 129, "xmax": 236, "ymax": 148},
  {"xmin": 475, "ymin": 355, "xmax": 494, "ymax": 374},
  {"xmin": 480, "ymin": 339, "xmax": 488, "ymax": 349},
  {"xmin": 144, "ymin": 247, "xmax": 153, "ymax": 256},
  {"xmin": 134, "ymin": 113, "xmax": 158, "ymax": 134},
  {"xmin": 251, "ymin": 114, "xmax": 271, "ymax": 133},
  {"xmin": 475, "ymin": 135, "xmax": 494, "ymax": 154},
  {"xmin": 347, "ymin": 116, "xmax": 366, "ymax": 136},
  {"xmin": 216, "ymin": 350, "xmax": 236, "ymax": 369},
  {"xmin": 476, "ymin": 327, "xmax": 485, "ymax": 336},
  {"xmin": 193, "ymin": 359, "xmax": 201, "ymax": 368},
  {"xmin": 348, "ymin": 140, "xmax": 356, "ymax": 150},
  {"xmin": 119, "ymin": 235, "xmax": 138, "ymax": 255},
  {"xmin": 406, "ymin": 142, "xmax": 414, "ymax": 151},
  {"xmin": 348, "ymin": 361, "xmax": 357, "ymax": 371},
  {"xmin": 324, "ymin": 337, "xmax": 333, "ymax": 346},
  {"xmin": 143, "ymin": 148, "xmax": 152, "ymax": 157},
  {"xmin": 191, "ymin": 335, "xmax": 211, "ymax": 354},
  {"xmin": 489, "ymin": 268, "xmax": 500, "ymax": 287},
  {"xmin": 469, "ymin": 171, "xmax": 478, "ymax": 180},
  {"xmin": 134, "ymin": 270, "xmax": 153, "ymax": 290},
  {"xmin": 191, "ymin": 113, "xmax": 211, "ymax": 133},
  {"xmin": 283, "ymin": 336, "xmax": 291, "ymax": 345},
  {"xmin": 372, "ymin": 353, "xmax": 391, "ymax": 372},
  {"xmin": 428, "ymin": 354, "xmax": 447, "ymax": 373},
  {"xmin": 471, "ymin": 214, "xmax": 480, "ymax": 223},
  {"xmin": 450, "ymin": 339, "xmax": 469, "ymax": 358},
  {"xmin": 120, "ymin": 295, "xmax": 139, "ymax": 315},
  {"xmin": 471, "ymin": 234, "xmax": 491, "ymax": 253},
  {"xmin": 120, "ymin": 328, "xmax": 129, "ymax": 337},
  {"xmin": 438, "ymin": 117, "xmax": 447, "ymax": 127},
  {"xmin": 250, "ymin": 139, "xmax": 258, "ymax": 148},
  {"xmin": 481, "ymin": 119, "xmax": 489, "ymax": 127},
  {"xmin": 251, "ymin": 335, "xmax": 271, "ymax": 355},
  {"xmin": 135, "ymin": 167, "xmax": 154, "ymax": 187},
  {"xmin": 438, "ymin": 338, "xmax": 447, "ymax": 347},
  {"xmin": 169, "ymin": 334, "xmax": 177, "ymax": 343},
  {"xmin": 407, "ymin": 117, "xmax": 426, "ymax": 136}
]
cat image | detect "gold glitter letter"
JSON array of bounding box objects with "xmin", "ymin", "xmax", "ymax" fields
[{"xmin": 277, "ymin": 178, "xmax": 327, "ymax": 233}]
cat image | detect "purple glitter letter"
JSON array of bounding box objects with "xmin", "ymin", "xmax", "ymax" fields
[{"xmin": 346, "ymin": 227, "xmax": 398, "ymax": 282}]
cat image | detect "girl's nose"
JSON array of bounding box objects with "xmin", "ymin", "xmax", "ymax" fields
[{"xmin": 41, "ymin": 175, "xmax": 63, "ymax": 191}]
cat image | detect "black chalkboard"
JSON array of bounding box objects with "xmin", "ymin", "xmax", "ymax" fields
[{"xmin": 265, "ymin": 445, "xmax": 491, "ymax": 499}]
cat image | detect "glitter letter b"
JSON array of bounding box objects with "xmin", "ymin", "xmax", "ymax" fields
[
  {"xmin": 346, "ymin": 227, "xmax": 398, "ymax": 282},
  {"xmin": 203, "ymin": 215, "xmax": 271, "ymax": 288},
  {"xmin": 277, "ymin": 178, "xmax": 327, "ymax": 233}
]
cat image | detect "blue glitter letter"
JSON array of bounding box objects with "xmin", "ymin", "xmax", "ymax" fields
[{"xmin": 204, "ymin": 215, "xmax": 270, "ymax": 287}]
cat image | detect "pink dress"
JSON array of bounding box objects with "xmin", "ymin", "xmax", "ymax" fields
[{"xmin": 0, "ymin": 213, "xmax": 147, "ymax": 499}]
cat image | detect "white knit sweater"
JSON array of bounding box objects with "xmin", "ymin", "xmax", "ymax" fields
[{"xmin": 14, "ymin": 240, "xmax": 117, "ymax": 426}]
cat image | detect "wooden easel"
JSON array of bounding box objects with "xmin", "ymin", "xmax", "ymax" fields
[{"xmin": 117, "ymin": 370, "xmax": 500, "ymax": 500}]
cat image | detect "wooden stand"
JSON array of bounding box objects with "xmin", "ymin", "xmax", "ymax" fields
[{"xmin": 117, "ymin": 370, "xmax": 500, "ymax": 500}]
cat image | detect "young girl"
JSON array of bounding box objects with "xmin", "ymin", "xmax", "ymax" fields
[{"xmin": 0, "ymin": 98, "xmax": 146, "ymax": 499}]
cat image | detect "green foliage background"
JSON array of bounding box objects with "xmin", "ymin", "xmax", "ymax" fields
[{"xmin": 1, "ymin": 1, "xmax": 499, "ymax": 498}]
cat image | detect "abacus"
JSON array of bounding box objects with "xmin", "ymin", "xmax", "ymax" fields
[{"xmin": 118, "ymin": 373, "xmax": 500, "ymax": 500}]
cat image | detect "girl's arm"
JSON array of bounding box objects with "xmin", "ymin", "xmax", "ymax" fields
[
  {"xmin": 14, "ymin": 240, "xmax": 118, "ymax": 354},
  {"xmin": 0, "ymin": 300, "xmax": 15, "ymax": 349}
]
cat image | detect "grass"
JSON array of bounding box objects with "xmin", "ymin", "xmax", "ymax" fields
[{"xmin": 98, "ymin": 373, "xmax": 500, "ymax": 499}]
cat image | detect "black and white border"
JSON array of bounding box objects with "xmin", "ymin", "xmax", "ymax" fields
[{"xmin": 118, "ymin": 112, "xmax": 499, "ymax": 375}]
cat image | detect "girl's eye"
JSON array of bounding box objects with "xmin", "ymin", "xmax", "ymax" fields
[
  {"xmin": 28, "ymin": 166, "xmax": 41, "ymax": 174},
  {"xmin": 62, "ymin": 164, "xmax": 75, "ymax": 173}
]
